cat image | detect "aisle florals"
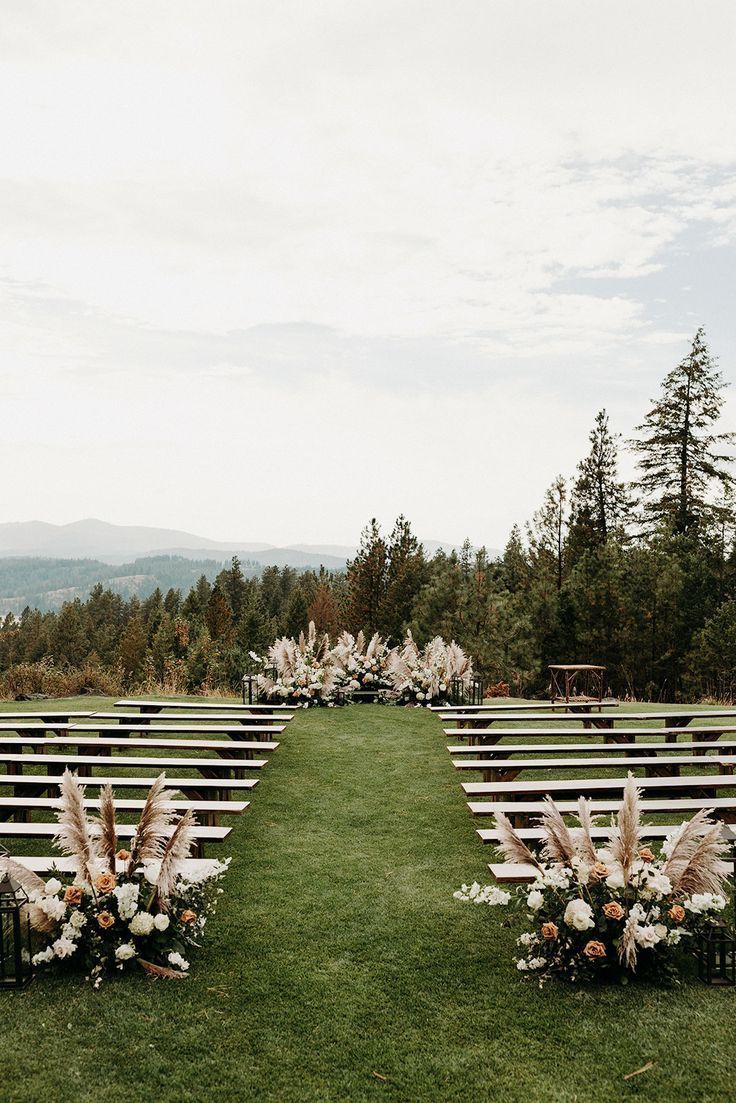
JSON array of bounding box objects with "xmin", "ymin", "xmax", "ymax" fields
[
  {"xmin": 454, "ymin": 776, "xmax": 730, "ymax": 983},
  {"xmin": 331, "ymin": 630, "xmax": 393, "ymax": 695},
  {"xmin": 254, "ymin": 622, "xmax": 338, "ymax": 706},
  {"xmin": 19, "ymin": 770, "xmax": 229, "ymax": 984},
  {"xmin": 386, "ymin": 632, "xmax": 473, "ymax": 705}
]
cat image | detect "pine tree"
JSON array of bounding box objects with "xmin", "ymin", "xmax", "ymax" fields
[
  {"xmin": 346, "ymin": 519, "xmax": 388, "ymax": 634},
  {"xmin": 528, "ymin": 476, "xmax": 568, "ymax": 592},
  {"xmin": 632, "ymin": 328, "xmax": 734, "ymax": 535},
  {"xmin": 119, "ymin": 615, "xmax": 148, "ymax": 685},
  {"xmin": 381, "ymin": 515, "xmax": 427, "ymax": 641},
  {"xmin": 569, "ymin": 409, "xmax": 630, "ymax": 553}
]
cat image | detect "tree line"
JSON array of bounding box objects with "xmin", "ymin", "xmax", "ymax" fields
[{"xmin": 1, "ymin": 327, "xmax": 734, "ymax": 701}]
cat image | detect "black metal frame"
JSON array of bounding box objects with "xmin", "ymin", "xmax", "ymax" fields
[
  {"xmin": 0, "ymin": 856, "xmax": 33, "ymax": 990},
  {"xmin": 697, "ymin": 919, "xmax": 736, "ymax": 986}
]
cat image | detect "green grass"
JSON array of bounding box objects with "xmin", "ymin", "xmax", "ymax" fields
[{"xmin": 1, "ymin": 699, "xmax": 735, "ymax": 1103}]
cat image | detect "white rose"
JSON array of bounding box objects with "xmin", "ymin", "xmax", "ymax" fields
[
  {"xmin": 129, "ymin": 911, "xmax": 155, "ymax": 936},
  {"xmin": 526, "ymin": 890, "xmax": 544, "ymax": 911},
  {"xmin": 633, "ymin": 924, "xmax": 662, "ymax": 949},
  {"xmin": 605, "ymin": 868, "xmax": 626, "ymax": 891},
  {"xmin": 143, "ymin": 860, "xmax": 162, "ymax": 886},
  {"xmin": 115, "ymin": 942, "xmax": 137, "ymax": 961},
  {"xmin": 52, "ymin": 936, "xmax": 77, "ymax": 959},
  {"xmin": 153, "ymin": 913, "xmax": 170, "ymax": 931},
  {"xmin": 646, "ymin": 872, "xmax": 672, "ymax": 897},
  {"xmin": 45, "ymin": 878, "xmax": 62, "ymax": 896},
  {"xmin": 563, "ymin": 898, "xmax": 595, "ymax": 931}
]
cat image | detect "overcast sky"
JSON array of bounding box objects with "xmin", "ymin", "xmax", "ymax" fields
[{"xmin": 2, "ymin": 1, "xmax": 735, "ymax": 549}]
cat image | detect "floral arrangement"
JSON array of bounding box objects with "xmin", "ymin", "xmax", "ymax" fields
[
  {"xmin": 21, "ymin": 771, "xmax": 229, "ymax": 984},
  {"xmin": 386, "ymin": 632, "xmax": 473, "ymax": 705},
  {"xmin": 454, "ymin": 775, "xmax": 730, "ymax": 983},
  {"xmin": 254, "ymin": 621, "xmax": 338, "ymax": 706},
  {"xmin": 331, "ymin": 631, "xmax": 394, "ymax": 697}
]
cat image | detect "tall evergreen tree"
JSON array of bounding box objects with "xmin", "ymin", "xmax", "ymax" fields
[
  {"xmin": 569, "ymin": 409, "xmax": 630, "ymax": 553},
  {"xmin": 346, "ymin": 519, "xmax": 388, "ymax": 634},
  {"xmin": 632, "ymin": 328, "xmax": 733, "ymax": 535},
  {"xmin": 381, "ymin": 515, "xmax": 427, "ymax": 641}
]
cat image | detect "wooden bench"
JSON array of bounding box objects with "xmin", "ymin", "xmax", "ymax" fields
[
  {"xmin": 12, "ymin": 855, "xmax": 222, "ymax": 878},
  {"xmin": 439, "ymin": 708, "xmax": 736, "ymax": 732},
  {"xmin": 0, "ymin": 752, "xmax": 267, "ymax": 778},
  {"xmin": 0, "ymin": 821, "xmax": 231, "ymax": 857},
  {"xmin": 443, "ymin": 724, "xmax": 736, "ymax": 746},
  {"xmin": 452, "ymin": 753, "xmax": 734, "ymax": 783},
  {"xmin": 463, "ymin": 773, "xmax": 736, "ymax": 804},
  {"xmin": 0, "ymin": 735, "xmax": 278, "ymax": 759},
  {"xmin": 96, "ymin": 711, "xmax": 293, "ymax": 726},
  {"xmin": 468, "ymin": 794, "xmax": 736, "ymax": 828},
  {"xmin": 115, "ymin": 698, "xmax": 294, "ymax": 713},
  {"xmin": 0, "ymin": 773, "xmax": 259, "ymax": 801},
  {"xmin": 447, "ymin": 737, "xmax": 736, "ymax": 757},
  {"xmin": 73, "ymin": 723, "xmax": 285, "ymax": 742},
  {"xmin": 0, "ymin": 795, "xmax": 250, "ymax": 827},
  {"xmin": 431, "ymin": 700, "xmax": 619, "ymax": 713}
]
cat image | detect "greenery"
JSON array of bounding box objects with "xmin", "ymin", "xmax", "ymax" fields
[{"xmin": 2, "ymin": 698, "xmax": 735, "ymax": 1102}]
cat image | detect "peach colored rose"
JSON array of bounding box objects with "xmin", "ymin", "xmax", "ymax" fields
[
  {"xmin": 96, "ymin": 872, "xmax": 117, "ymax": 894},
  {"xmin": 63, "ymin": 886, "xmax": 83, "ymax": 905},
  {"xmin": 589, "ymin": 862, "xmax": 610, "ymax": 880},
  {"xmin": 180, "ymin": 909, "xmax": 197, "ymax": 925},
  {"xmin": 541, "ymin": 922, "xmax": 559, "ymax": 941},
  {"xmin": 639, "ymin": 847, "xmax": 655, "ymax": 863},
  {"xmin": 97, "ymin": 910, "xmax": 115, "ymax": 930},
  {"xmin": 583, "ymin": 940, "xmax": 607, "ymax": 959},
  {"xmin": 115, "ymin": 849, "xmax": 131, "ymax": 862},
  {"xmin": 603, "ymin": 902, "xmax": 625, "ymax": 921},
  {"xmin": 669, "ymin": 904, "xmax": 686, "ymax": 923}
]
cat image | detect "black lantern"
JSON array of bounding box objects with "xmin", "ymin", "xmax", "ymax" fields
[
  {"xmin": 721, "ymin": 825, "xmax": 736, "ymax": 929},
  {"xmin": 697, "ymin": 919, "xmax": 736, "ymax": 986},
  {"xmin": 241, "ymin": 673, "xmax": 258, "ymax": 706},
  {"xmin": 468, "ymin": 676, "xmax": 484, "ymax": 706},
  {"xmin": 450, "ymin": 677, "xmax": 465, "ymax": 705},
  {"xmin": 0, "ymin": 848, "xmax": 33, "ymax": 990}
]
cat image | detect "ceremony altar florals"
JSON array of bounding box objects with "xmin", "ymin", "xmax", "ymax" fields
[
  {"xmin": 331, "ymin": 630, "xmax": 393, "ymax": 695},
  {"xmin": 386, "ymin": 632, "xmax": 473, "ymax": 705},
  {"xmin": 254, "ymin": 621, "xmax": 338, "ymax": 706},
  {"xmin": 455, "ymin": 776, "xmax": 730, "ymax": 983},
  {"xmin": 19, "ymin": 771, "xmax": 229, "ymax": 984}
]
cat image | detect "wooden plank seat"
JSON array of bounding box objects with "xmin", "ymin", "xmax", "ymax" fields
[
  {"xmin": 447, "ymin": 737, "xmax": 736, "ymax": 757},
  {"xmin": 0, "ymin": 774, "xmax": 259, "ymax": 802},
  {"xmin": 443, "ymin": 724, "xmax": 736, "ymax": 746},
  {"xmin": 0, "ymin": 821, "xmax": 230, "ymax": 857},
  {"xmin": 463, "ymin": 773, "xmax": 736, "ymax": 803},
  {"xmin": 452, "ymin": 753, "xmax": 734, "ymax": 783},
  {"xmin": 0, "ymin": 711, "xmax": 94, "ymax": 721},
  {"xmin": 430, "ymin": 700, "xmax": 619, "ymax": 713},
  {"xmin": 94, "ymin": 710, "xmax": 292, "ymax": 726},
  {"xmin": 115, "ymin": 698, "xmax": 294, "ymax": 713},
  {"xmin": 439, "ymin": 708, "xmax": 736, "ymax": 731},
  {"xmin": 0, "ymin": 752, "xmax": 267, "ymax": 777},
  {"xmin": 73, "ymin": 723, "xmax": 285, "ymax": 742},
  {"xmin": 12, "ymin": 855, "xmax": 222, "ymax": 877},
  {"xmin": 477, "ymin": 822, "xmax": 697, "ymax": 846},
  {"xmin": 0, "ymin": 796, "xmax": 249, "ymax": 827},
  {"xmin": 0, "ymin": 735, "xmax": 278, "ymax": 759},
  {"xmin": 468, "ymin": 795, "xmax": 736, "ymax": 828}
]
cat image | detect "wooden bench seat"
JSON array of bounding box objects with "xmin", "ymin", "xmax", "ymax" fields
[
  {"xmin": 115, "ymin": 698, "xmax": 294, "ymax": 713},
  {"xmin": 468, "ymin": 795, "xmax": 736, "ymax": 828},
  {"xmin": 0, "ymin": 821, "xmax": 231, "ymax": 856},
  {"xmin": 452, "ymin": 753, "xmax": 733, "ymax": 782},
  {"xmin": 0, "ymin": 795, "xmax": 249, "ymax": 826},
  {"xmin": 0, "ymin": 711, "xmax": 94, "ymax": 721},
  {"xmin": 95, "ymin": 711, "xmax": 292, "ymax": 726},
  {"xmin": 431, "ymin": 700, "xmax": 619, "ymax": 713},
  {"xmin": 477, "ymin": 822, "xmax": 690, "ymax": 845},
  {"xmin": 0, "ymin": 752, "xmax": 267, "ymax": 776},
  {"xmin": 0, "ymin": 735, "xmax": 278, "ymax": 758},
  {"xmin": 463, "ymin": 773, "xmax": 736, "ymax": 803},
  {"xmin": 73, "ymin": 723, "xmax": 285, "ymax": 741},
  {"xmin": 447, "ymin": 737, "xmax": 736, "ymax": 757},
  {"xmin": 12, "ymin": 855, "xmax": 222, "ymax": 878},
  {"xmin": 443, "ymin": 724, "xmax": 736, "ymax": 745},
  {"xmin": 0, "ymin": 773, "xmax": 259, "ymax": 797},
  {"xmin": 439, "ymin": 708, "xmax": 736, "ymax": 730}
]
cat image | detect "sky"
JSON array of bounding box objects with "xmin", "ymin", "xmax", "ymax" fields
[{"xmin": 2, "ymin": 0, "xmax": 736, "ymax": 550}]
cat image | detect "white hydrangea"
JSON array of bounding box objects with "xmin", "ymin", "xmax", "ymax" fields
[
  {"xmin": 129, "ymin": 911, "xmax": 155, "ymax": 936},
  {"xmin": 563, "ymin": 899, "xmax": 595, "ymax": 931},
  {"xmin": 542, "ymin": 867, "xmax": 571, "ymax": 890},
  {"xmin": 115, "ymin": 942, "xmax": 137, "ymax": 961},
  {"xmin": 527, "ymin": 957, "xmax": 546, "ymax": 970},
  {"xmin": 30, "ymin": 891, "xmax": 66, "ymax": 923},
  {"xmin": 686, "ymin": 892, "xmax": 727, "ymax": 914},
  {"xmin": 32, "ymin": 946, "xmax": 54, "ymax": 966},
  {"xmin": 168, "ymin": 951, "xmax": 190, "ymax": 971},
  {"xmin": 113, "ymin": 882, "xmax": 140, "ymax": 920},
  {"xmin": 69, "ymin": 910, "xmax": 87, "ymax": 931},
  {"xmin": 642, "ymin": 871, "xmax": 672, "ymax": 898}
]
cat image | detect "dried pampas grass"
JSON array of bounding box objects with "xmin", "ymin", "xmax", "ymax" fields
[{"xmin": 54, "ymin": 769, "xmax": 102, "ymax": 885}]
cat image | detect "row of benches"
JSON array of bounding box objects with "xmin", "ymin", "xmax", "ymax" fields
[
  {"xmin": 1, "ymin": 696, "xmax": 296, "ymax": 875},
  {"xmin": 433, "ymin": 697, "xmax": 736, "ymax": 883}
]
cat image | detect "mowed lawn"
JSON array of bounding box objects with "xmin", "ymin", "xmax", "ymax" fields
[{"xmin": 1, "ymin": 698, "xmax": 735, "ymax": 1103}]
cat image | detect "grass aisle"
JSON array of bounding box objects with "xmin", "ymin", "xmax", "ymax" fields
[{"xmin": 2, "ymin": 703, "xmax": 735, "ymax": 1102}]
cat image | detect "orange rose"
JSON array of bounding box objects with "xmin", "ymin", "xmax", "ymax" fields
[
  {"xmin": 115, "ymin": 849, "xmax": 131, "ymax": 862},
  {"xmin": 583, "ymin": 940, "xmax": 607, "ymax": 960},
  {"xmin": 603, "ymin": 902, "xmax": 625, "ymax": 921},
  {"xmin": 541, "ymin": 922, "xmax": 559, "ymax": 941},
  {"xmin": 97, "ymin": 910, "xmax": 115, "ymax": 930},
  {"xmin": 669, "ymin": 904, "xmax": 686, "ymax": 923},
  {"xmin": 639, "ymin": 847, "xmax": 655, "ymax": 863},
  {"xmin": 63, "ymin": 886, "xmax": 83, "ymax": 906},
  {"xmin": 96, "ymin": 872, "xmax": 117, "ymax": 894},
  {"xmin": 589, "ymin": 862, "xmax": 610, "ymax": 880},
  {"xmin": 180, "ymin": 909, "xmax": 198, "ymax": 925}
]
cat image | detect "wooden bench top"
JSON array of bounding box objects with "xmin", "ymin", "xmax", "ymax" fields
[
  {"xmin": 0, "ymin": 796, "xmax": 250, "ymax": 815},
  {"xmin": 487, "ymin": 862, "xmax": 539, "ymax": 883},
  {"xmin": 452, "ymin": 754, "xmax": 731, "ymax": 773},
  {"xmin": 0, "ymin": 821, "xmax": 231, "ymax": 841},
  {"xmin": 477, "ymin": 823, "xmax": 685, "ymax": 844},
  {"xmin": 72, "ymin": 723, "xmax": 285, "ymax": 735},
  {"xmin": 440, "ymin": 709, "xmax": 736, "ymax": 725},
  {"xmin": 432, "ymin": 700, "xmax": 619, "ymax": 713},
  {"xmin": 447, "ymin": 738, "xmax": 736, "ymax": 756},
  {"xmin": 94, "ymin": 711, "xmax": 292, "ymax": 724},
  {"xmin": 0, "ymin": 735, "xmax": 278, "ymax": 755},
  {"xmin": 0, "ymin": 711, "xmax": 95, "ymax": 720},
  {"xmin": 0, "ymin": 752, "xmax": 267, "ymax": 772},
  {"xmin": 115, "ymin": 699, "xmax": 294, "ymax": 712},
  {"xmin": 468, "ymin": 795, "xmax": 736, "ymax": 818},
  {"xmin": 12, "ymin": 855, "xmax": 222, "ymax": 877},
  {"xmin": 463, "ymin": 773, "xmax": 736, "ymax": 801},
  {"xmin": 0, "ymin": 773, "xmax": 259, "ymax": 793}
]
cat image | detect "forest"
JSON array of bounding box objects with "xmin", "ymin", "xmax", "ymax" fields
[{"xmin": 1, "ymin": 327, "xmax": 734, "ymax": 702}]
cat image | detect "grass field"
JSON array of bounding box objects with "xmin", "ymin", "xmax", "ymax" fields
[{"xmin": 1, "ymin": 698, "xmax": 735, "ymax": 1103}]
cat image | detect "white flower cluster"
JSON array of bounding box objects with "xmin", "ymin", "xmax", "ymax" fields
[{"xmin": 453, "ymin": 882, "xmax": 511, "ymax": 906}]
